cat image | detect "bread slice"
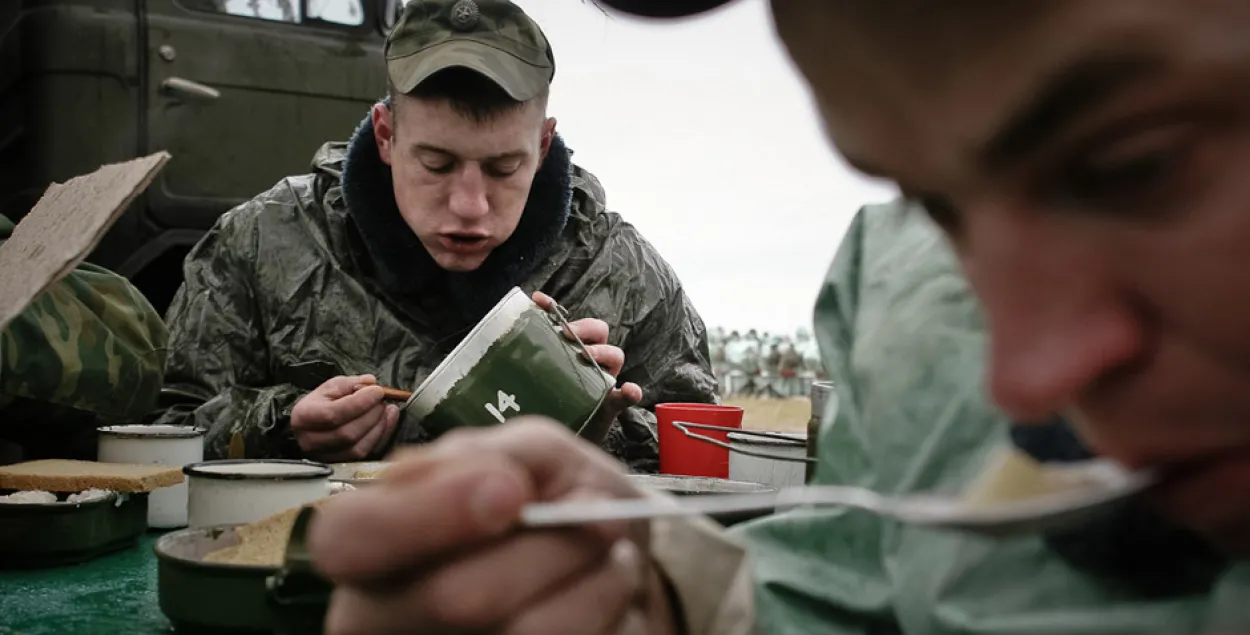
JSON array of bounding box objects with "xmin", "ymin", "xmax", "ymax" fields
[
  {"xmin": 203, "ymin": 497, "xmax": 332, "ymax": 567},
  {"xmin": 0, "ymin": 459, "xmax": 183, "ymax": 493}
]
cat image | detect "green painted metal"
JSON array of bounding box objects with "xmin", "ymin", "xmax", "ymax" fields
[
  {"xmin": 152, "ymin": 515, "xmax": 330, "ymax": 634},
  {"xmin": 413, "ymin": 308, "xmax": 614, "ymax": 440},
  {"xmin": 155, "ymin": 526, "xmax": 281, "ymax": 634},
  {"xmin": 1, "ymin": 0, "xmax": 388, "ymax": 314}
]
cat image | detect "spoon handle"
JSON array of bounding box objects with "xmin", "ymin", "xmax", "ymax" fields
[{"xmin": 520, "ymin": 485, "xmax": 888, "ymax": 527}]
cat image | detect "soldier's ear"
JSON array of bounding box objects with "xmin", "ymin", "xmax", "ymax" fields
[
  {"xmin": 539, "ymin": 117, "xmax": 557, "ymax": 161},
  {"xmin": 372, "ymin": 103, "xmax": 396, "ymax": 166}
]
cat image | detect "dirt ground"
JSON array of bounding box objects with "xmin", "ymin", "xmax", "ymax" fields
[{"xmin": 723, "ymin": 397, "xmax": 811, "ymax": 432}]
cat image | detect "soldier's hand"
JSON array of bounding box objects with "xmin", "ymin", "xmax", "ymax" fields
[
  {"xmin": 291, "ymin": 374, "xmax": 400, "ymax": 462},
  {"xmin": 532, "ymin": 292, "xmax": 643, "ymax": 440},
  {"xmin": 309, "ymin": 418, "xmax": 680, "ymax": 635}
]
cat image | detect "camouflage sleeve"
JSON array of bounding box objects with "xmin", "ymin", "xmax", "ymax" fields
[
  {"xmin": 148, "ymin": 203, "xmax": 305, "ymax": 460},
  {"xmin": 609, "ymin": 286, "xmax": 719, "ymax": 475},
  {"xmin": 0, "ymin": 216, "xmax": 168, "ymax": 424}
]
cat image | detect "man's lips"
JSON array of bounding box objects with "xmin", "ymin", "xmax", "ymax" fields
[{"xmin": 437, "ymin": 233, "xmax": 490, "ymax": 254}]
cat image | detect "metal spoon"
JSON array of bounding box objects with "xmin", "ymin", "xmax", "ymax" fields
[{"xmin": 521, "ymin": 458, "xmax": 1157, "ymax": 537}]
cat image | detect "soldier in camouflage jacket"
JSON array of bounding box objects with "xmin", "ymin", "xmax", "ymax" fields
[{"xmin": 149, "ymin": 0, "xmax": 717, "ymax": 473}]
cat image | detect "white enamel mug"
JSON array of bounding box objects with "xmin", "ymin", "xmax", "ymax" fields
[
  {"xmin": 97, "ymin": 424, "xmax": 206, "ymax": 528},
  {"xmin": 183, "ymin": 459, "xmax": 332, "ymax": 528}
]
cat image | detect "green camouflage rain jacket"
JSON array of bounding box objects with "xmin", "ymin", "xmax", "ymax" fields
[
  {"xmin": 150, "ymin": 113, "xmax": 716, "ymax": 471},
  {"xmin": 0, "ymin": 214, "xmax": 168, "ymax": 460}
]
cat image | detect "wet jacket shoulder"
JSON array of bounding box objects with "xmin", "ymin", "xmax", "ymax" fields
[
  {"xmin": 153, "ymin": 119, "xmax": 715, "ymax": 472},
  {"xmin": 0, "ymin": 214, "xmax": 168, "ymax": 459}
]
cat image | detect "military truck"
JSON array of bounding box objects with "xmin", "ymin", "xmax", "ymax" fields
[{"xmin": 1, "ymin": 0, "xmax": 399, "ymax": 314}]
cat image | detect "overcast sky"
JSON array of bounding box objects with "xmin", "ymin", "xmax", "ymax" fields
[{"xmin": 517, "ymin": 0, "xmax": 897, "ymax": 334}]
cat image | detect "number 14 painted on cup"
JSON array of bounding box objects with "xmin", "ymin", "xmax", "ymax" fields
[{"xmin": 485, "ymin": 390, "xmax": 519, "ymax": 423}]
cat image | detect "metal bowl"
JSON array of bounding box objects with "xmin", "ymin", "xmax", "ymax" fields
[
  {"xmin": 0, "ymin": 490, "xmax": 148, "ymax": 569},
  {"xmin": 154, "ymin": 526, "xmax": 281, "ymax": 634}
]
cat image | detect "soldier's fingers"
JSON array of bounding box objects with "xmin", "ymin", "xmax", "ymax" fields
[
  {"xmin": 589, "ymin": 385, "xmax": 644, "ymax": 438},
  {"xmin": 312, "ymin": 421, "xmax": 638, "ymax": 585},
  {"xmin": 621, "ymin": 382, "xmax": 643, "ymax": 404},
  {"xmin": 368, "ymin": 404, "xmax": 401, "ymax": 456},
  {"xmin": 323, "ymin": 529, "xmax": 617, "ymax": 634},
  {"xmin": 320, "ymin": 374, "xmax": 377, "ymax": 400},
  {"xmin": 532, "ymin": 291, "xmax": 555, "ymax": 311},
  {"xmin": 583, "ymin": 344, "xmax": 625, "ymax": 377},
  {"xmin": 501, "ymin": 539, "xmax": 644, "ymax": 635},
  {"xmin": 301, "ymin": 403, "xmax": 387, "ymax": 454},
  {"xmin": 321, "ymin": 385, "xmax": 386, "ymax": 425},
  {"xmin": 604, "ymin": 384, "xmax": 642, "ymax": 412},
  {"xmin": 341, "ymin": 409, "xmax": 393, "ymax": 461},
  {"xmin": 295, "ymin": 384, "xmax": 383, "ymax": 432},
  {"xmin": 311, "ymin": 459, "xmax": 534, "ymax": 584},
  {"xmin": 563, "ymin": 318, "xmax": 610, "ymax": 346}
]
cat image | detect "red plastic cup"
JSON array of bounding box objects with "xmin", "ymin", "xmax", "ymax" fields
[{"xmin": 656, "ymin": 403, "xmax": 744, "ymax": 478}]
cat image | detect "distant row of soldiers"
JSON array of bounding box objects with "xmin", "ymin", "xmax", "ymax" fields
[{"xmin": 708, "ymin": 328, "xmax": 826, "ymax": 398}]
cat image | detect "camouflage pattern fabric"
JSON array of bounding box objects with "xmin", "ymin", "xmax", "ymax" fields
[
  {"xmin": 0, "ymin": 214, "xmax": 168, "ymax": 460},
  {"xmin": 386, "ymin": 0, "xmax": 554, "ymax": 102},
  {"xmin": 150, "ymin": 139, "xmax": 717, "ymax": 473}
]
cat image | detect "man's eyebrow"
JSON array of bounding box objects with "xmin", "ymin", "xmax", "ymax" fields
[
  {"xmin": 412, "ymin": 143, "xmax": 527, "ymax": 161},
  {"xmin": 978, "ymin": 52, "xmax": 1165, "ymax": 169},
  {"xmin": 413, "ymin": 143, "xmax": 453, "ymax": 156}
]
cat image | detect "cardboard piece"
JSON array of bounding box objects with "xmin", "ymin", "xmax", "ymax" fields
[{"xmin": 0, "ymin": 152, "xmax": 171, "ymax": 331}]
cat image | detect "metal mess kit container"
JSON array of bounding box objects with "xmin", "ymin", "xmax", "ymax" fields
[{"xmin": 726, "ymin": 431, "xmax": 808, "ymax": 488}]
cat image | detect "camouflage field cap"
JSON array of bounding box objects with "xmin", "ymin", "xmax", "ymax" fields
[{"xmin": 386, "ymin": 0, "xmax": 555, "ymax": 102}]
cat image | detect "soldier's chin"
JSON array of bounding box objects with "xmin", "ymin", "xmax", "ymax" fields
[{"xmin": 432, "ymin": 251, "xmax": 490, "ymax": 272}]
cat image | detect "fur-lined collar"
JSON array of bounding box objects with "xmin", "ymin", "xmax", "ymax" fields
[{"xmin": 339, "ymin": 102, "xmax": 574, "ymax": 322}]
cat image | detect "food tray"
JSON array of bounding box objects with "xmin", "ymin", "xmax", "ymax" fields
[{"xmin": 0, "ymin": 490, "xmax": 148, "ymax": 568}]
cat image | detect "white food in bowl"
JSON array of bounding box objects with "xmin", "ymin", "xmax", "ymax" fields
[
  {"xmin": 0, "ymin": 490, "xmax": 57, "ymax": 504},
  {"xmin": 67, "ymin": 488, "xmax": 113, "ymax": 504}
]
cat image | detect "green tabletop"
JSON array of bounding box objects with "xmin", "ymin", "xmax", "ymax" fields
[{"xmin": 0, "ymin": 534, "xmax": 170, "ymax": 635}]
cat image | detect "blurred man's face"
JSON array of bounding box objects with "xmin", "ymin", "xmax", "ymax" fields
[{"xmin": 771, "ymin": 0, "xmax": 1250, "ymax": 551}]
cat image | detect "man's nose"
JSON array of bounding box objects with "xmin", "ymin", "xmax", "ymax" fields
[
  {"xmin": 962, "ymin": 208, "xmax": 1145, "ymax": 421},
  {"xmin": 448, "ymin": 165, "xmax": 489, "ymax": 220}
]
